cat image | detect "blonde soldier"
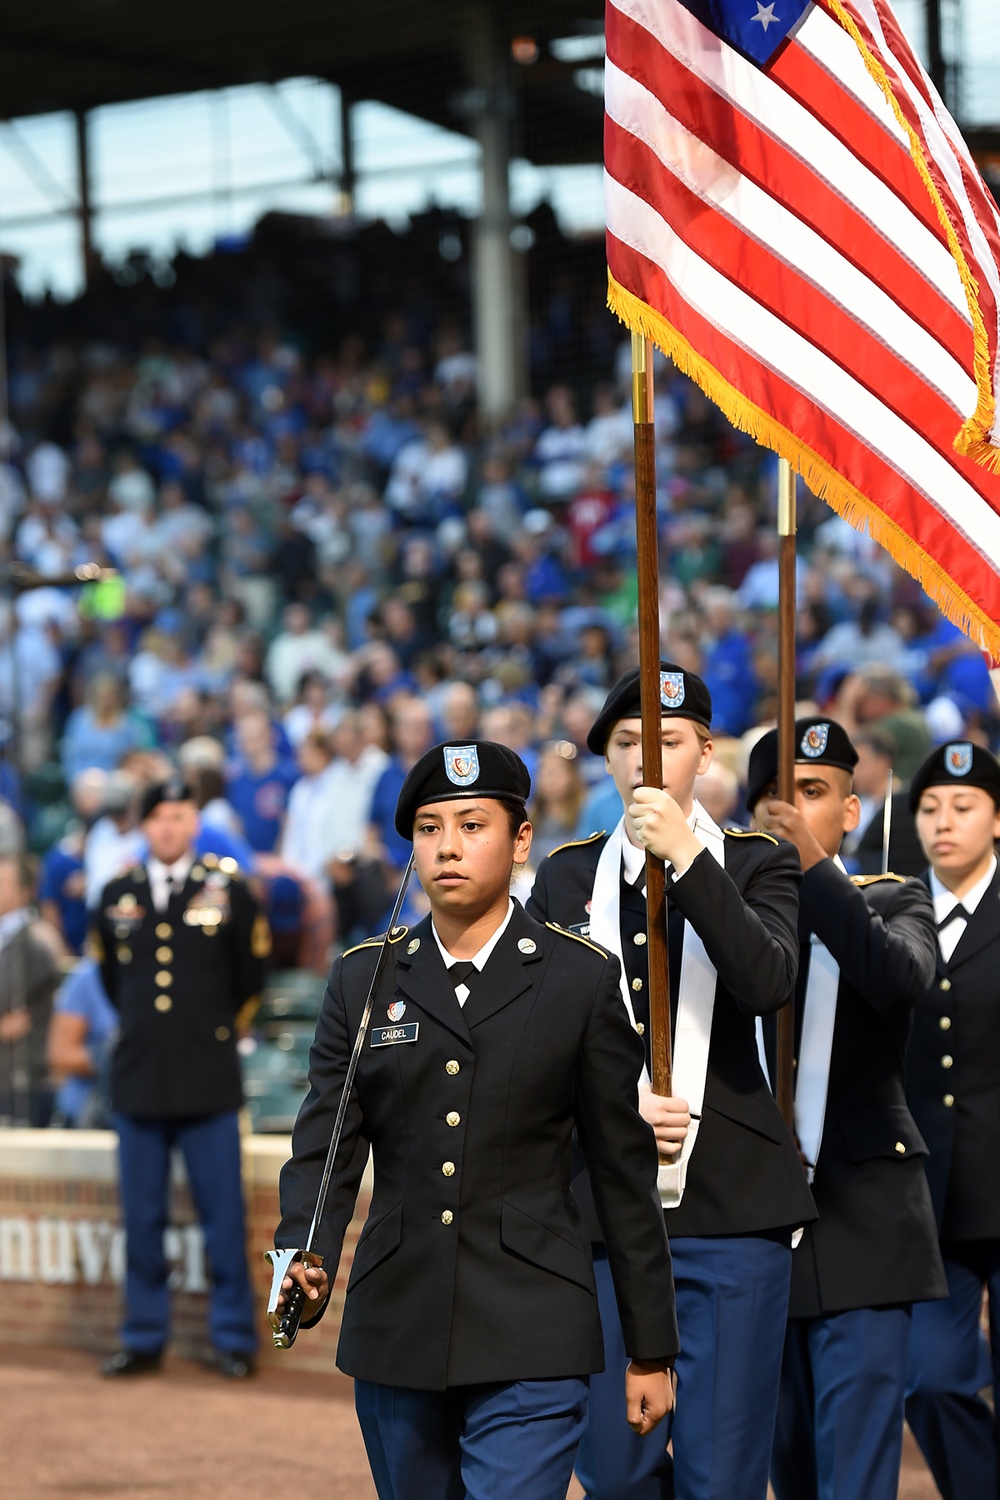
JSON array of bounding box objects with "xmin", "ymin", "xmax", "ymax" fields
[
  {"xmin": 93, "ymin": 778, "xmax": 269, "ymax": 1379},
  {"xmin": 274, "ymin": 741, "xmax": 678, "ymax": 1500},
  {"xmin": 528, "ymin": 664, "xmax": 814, "ymax": 1500}
]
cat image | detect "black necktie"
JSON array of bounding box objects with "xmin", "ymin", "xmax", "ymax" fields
[
  {"xmin": 448, "ymin": 961, "xmax": 478, "ymax": 993},
  {"xmin": 938, "ymin": 904, "xmax": 969, "ymax": 930}
]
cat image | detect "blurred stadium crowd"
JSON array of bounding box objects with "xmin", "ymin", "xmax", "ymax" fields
[{"xmin": 0, "ymin": 205, "xmax": 996, "ymax": 1129}]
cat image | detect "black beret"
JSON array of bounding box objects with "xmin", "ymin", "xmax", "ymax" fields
[
  {"xmin": 139, "ymin": 777, "xmax": 197, "ymax": 821},
  {"xmin": 745, "ymin": 717, "xmax": 860, "ymax": 813},
  {"xmin": 586, "ymin": 661, "xmax": 713, "ymax": 755},
  {"xmin": 908, "ymin": 741, "xmax": 1000, "ymax": 812},
  {"xmin": 394, "ymin": 741, "xmax": 531, "ymax": 839}
]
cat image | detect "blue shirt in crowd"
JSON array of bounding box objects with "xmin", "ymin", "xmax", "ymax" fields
[
  {"xmin": 226, "ymin": 758, "xmax": 301, "ymax": 852},
  {"xmin": 52, "ymin": 960, "xmax": 118, "ymax": 1126},
  {"xmin": 39, "ymin": 837, "xmax": 88, "ymax": 955}
]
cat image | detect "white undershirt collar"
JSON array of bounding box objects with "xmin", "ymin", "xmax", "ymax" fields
[
  {"xmin": 930, "ymin": 854, "xmax": 996, "ymax": 925},
  {"xmin": 432, "ymin": 898, "xmax": 516, "ymax": 1006}
]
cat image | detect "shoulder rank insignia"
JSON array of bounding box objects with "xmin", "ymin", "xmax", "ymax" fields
[
  {"xmin": 546, "ymin": 830, "xmax": 606, "ymax": 859},
  {"xmin": 724, "ymin": 827, "xmax": 778, "ymax": 844},
  {"xmin": 342, "ymin": 925, "xmax": 409, "ymax": 959},
  {"xmin": 544, "ymin": 921, "xmax": 611, "ymax": 959},
  {"xmin": 851, "ymin": 873, "xmax": 906, "ymax": 886}
]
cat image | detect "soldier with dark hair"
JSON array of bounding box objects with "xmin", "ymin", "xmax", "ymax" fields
[
  {"xmin": 904, "ymin": 743, "xmax": 1000, "ymax": 1499},
  {"xmin": 274, "ymin": 740, "xmax": 677, "ymax": 1500}
]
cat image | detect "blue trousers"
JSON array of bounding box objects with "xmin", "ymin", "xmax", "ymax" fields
[
  {"xmin": 906, "ymin": 1239, "xmax": 1000, "ymax": 1500},
  {"xmin": 576, "ymin": 1234, "xmax": 792, "ymax": 1500},
  {"xmin": 771, "ymin": 1305, "xmax": 912, "ymax": 1500},
  {"xmin": 114, "ymin": 1110, "xmax": 257, "ymax": 1356},
  {"xmin": 354, "ymin": 1375, "xmax": 589, "ymax": 1500}
]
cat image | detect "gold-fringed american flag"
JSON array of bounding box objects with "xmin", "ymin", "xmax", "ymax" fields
[{"xmin": 605, "ymin": 0, "xmax": 1000, "ymax": 658}]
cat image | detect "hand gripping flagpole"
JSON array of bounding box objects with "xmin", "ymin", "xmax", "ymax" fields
[
  {"xmin": 776, "ymin": 458, "xmax": 797, "ymax": 1131},
  {"xmin": 264, "ymin": 852, "xmax": 415, "ymax": 1349},
  {"xmin": 631, "ymin": 333, "xmax": 672, "ymax": 1107}
]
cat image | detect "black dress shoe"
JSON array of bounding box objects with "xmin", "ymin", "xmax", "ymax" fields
[
  {"xmin": 101, "ymin": 1348, "xmax": 162, "ymax": 1377},
  {"xmin": 215, "ymin": 1350, "xmax": 256, "ymax": 1379}
]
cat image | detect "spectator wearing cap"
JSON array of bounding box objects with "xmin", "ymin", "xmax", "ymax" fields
[
  {"xmin": 904, "ymin": 742, "xmax": 1000, "ymax": 1500},
  {"xmin": 527, "ymin": 662, "xmax": 813, "ymax": 1500},
  {"xmin": 92, "ymin": 777, "xmax": 270, "ymax": 1381},
  {"xmin": 273, "ymin": 739, "xmax": 677, "ymax": 1497},
  {"xmin": 746, "ymin": 719, "xmax": 943, "ymax": 1500}
]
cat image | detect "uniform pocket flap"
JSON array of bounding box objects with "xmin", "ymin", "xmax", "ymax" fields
[
  {"xmin": 347, "ymin": 1202, "xmax": 403, "ymax": 1289},
  {"xmin": 500, "ymin": 1201, "xmax": 594, "ymax": 1292},
  {"xmin": 707, "ymin": 1092, "xmax": 788, "ymax": 1145},
  {"xmin": 838, "ymin": 1104, "xmax": 929, "ymax": 1163}
]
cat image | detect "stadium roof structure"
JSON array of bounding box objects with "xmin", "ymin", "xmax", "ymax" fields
[{"xmin": 0, "ymin": 0, "xmax": 607, "ymax": 166}]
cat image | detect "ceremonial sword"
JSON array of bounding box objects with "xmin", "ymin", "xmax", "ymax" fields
[{"xmin": 264, "ymin": 852, "xmax": 415, "ymax": 1348}]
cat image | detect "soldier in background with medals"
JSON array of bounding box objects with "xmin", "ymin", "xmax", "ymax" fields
[
  {"xmin": 746, "ymin": 717, "xmax": 944, "ymax": 1500},
  {"xmin": 904, "ymin": 742, "xmax": 1000, "ymax": 1499},
  {"xmin": 527, "ymin": 663, "xmax": 815, "ymax": 1500},
  {"xmin": 91, "ymin": 778, "xmax": 270, "ymax": 1379}
]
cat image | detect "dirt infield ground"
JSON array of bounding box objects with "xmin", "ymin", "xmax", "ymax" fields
[{"xmin": 0, "ymin": 1345, "xmax": 937, "ymax": 1500}]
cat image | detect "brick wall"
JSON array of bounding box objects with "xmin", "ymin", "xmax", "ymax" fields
[{"xmin": 0, "ymin": 1130, "xmax": 368, "ymax": 1375}]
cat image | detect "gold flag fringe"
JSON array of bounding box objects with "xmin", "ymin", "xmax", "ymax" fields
[
  {"xmin": 824, "ymin": 0, "xmax": 1000, "ymax": 474},
  {"xmin": 608, "ymin": 271, "xmax": 1000, "ymax": 660}
]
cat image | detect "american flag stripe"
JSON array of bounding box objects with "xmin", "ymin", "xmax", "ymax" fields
[
  {"xmin": 607, "ymin": 183, "xmax": 999, "ymax": 542},
  {"xmin": 609, "ymin": 235, "xmax": 998, "ymax": 595},
  {"xmin": 610, "ymin": 1, "xmax": 969, "ymax": 319},
  {"xmin": 606, "ymin": 62, "xmax": 975, "ymax": 416},
  {"xmin": 845, "ymin": 0, "xmax": 1000, "ymax": 406},
  {"xmin": 605, "ymin": 0, "xmax": 1000, "ymax": 655}
]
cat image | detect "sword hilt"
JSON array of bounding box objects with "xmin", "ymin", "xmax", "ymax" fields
[{"xmin": 264, "ymin": 1247, "xmax": 325, "ymax": 1349}]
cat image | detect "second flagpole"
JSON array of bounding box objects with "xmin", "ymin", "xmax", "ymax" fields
[
  {"xmin": 631, "ymin": 332, "xmax": 672, "ymax": 1104},
  {"xmin": 775, "ymin": 456, "xmax": 797, "ymax": 1131}
]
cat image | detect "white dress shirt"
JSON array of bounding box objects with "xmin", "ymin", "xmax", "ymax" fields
[
  {"xmin": 147, "ymin": 853, "xmax": 195, "ymax": 913},
  {"xmin": 931, "ymin": 854, "xmax": 997, "ymax": 963},
  {"xmin": 431, "ymin": 899, "xmax": 516, "ymax": 1006}
]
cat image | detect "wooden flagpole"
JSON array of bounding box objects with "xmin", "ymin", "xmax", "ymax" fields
[
  {"xmin": 631, "ymin": 332, "xmax": 672, "ymax": 1102},
  {"xmin": 776, "ymin": 457, "xmax": 797, "ymax": 1130}
]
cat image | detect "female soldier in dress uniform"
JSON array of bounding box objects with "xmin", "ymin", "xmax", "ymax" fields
[
  {"xmin": 904, "ymin": 741, "xmax": 1000, "ymax": 1500},
  {"xmin": 274, "ymin": 740, "xmax": 678, "ymax": 1500}
]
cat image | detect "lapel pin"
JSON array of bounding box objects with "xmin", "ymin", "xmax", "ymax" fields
[
  {"xmin": 407, "ymin": 938, "xmax": 421, "ymax": 955},
  {"xmin": 518, "ymin": 937, "xmax": 537, "ymax": 954},
  {"xmin": 387, "ymin": 1001, "xmax": 406, "ymax": 1022}
]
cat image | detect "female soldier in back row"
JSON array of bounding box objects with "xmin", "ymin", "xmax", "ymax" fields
[{"xmin": 905, "ymin": 741, "xmax": 1000, "ymax": 1499}]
